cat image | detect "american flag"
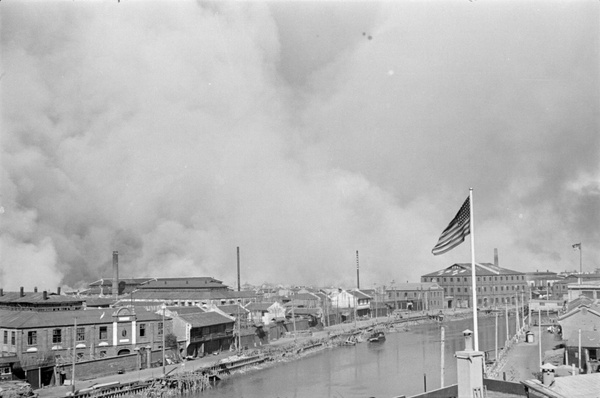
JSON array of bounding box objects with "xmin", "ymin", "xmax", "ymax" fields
[{"xmin": 432, "ymin": 197, "xmax": 470, "ymax": 256}]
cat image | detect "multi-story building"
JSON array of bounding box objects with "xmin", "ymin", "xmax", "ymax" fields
[
  {"xmin": 385, "ymin": 283, "xmax": 444, "ymax": 311},
  {"xmin": 421, "ymin": 263, "xmax": 527, "ymax": 309}
]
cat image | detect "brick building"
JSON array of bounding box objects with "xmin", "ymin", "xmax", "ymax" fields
[{"xmin": 421, "ymin": 263, "xmax": 527, "ymax": 309}]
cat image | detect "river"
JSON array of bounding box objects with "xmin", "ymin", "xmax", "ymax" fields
[{"xmin": 199, "ymin": 314, "xmax": 518, "ymax": 398}]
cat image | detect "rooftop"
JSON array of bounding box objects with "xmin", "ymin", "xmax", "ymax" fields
[{"xmin": 422, "ymin": 263, "xmax": 524, "ymax": 278}]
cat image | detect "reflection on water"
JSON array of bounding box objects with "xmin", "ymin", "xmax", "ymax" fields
[{"xmin": 198, "ymin": 315, "xmax": 517, "ymax": 398}]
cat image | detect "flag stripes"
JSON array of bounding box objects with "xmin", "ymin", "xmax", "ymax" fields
[{"xmin": 432, "ymin": 197, "xmax": 470, "ymax": 255}]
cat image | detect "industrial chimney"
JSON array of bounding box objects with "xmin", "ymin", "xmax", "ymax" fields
[
  {"xmin": 494, "ymin": 248, "xmax": 499, "ymax": 267},
  {"xmin": 112, "ymin": 251, "xmax": 119, "ymax": 297}
]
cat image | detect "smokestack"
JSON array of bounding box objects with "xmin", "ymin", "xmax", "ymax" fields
[
  {"xmin": 43, "ymin": 291, "xmax": 48, "ymax": 300},
  {"xmin": 237, "ymin": 246, "xmax": 240, "ymax": 292},
  {"xmin": 20, "ymin": 286, "xmax": 24, "ymax": 297},
  {"xmin": 112, "ymin": 251, "xmax": 119, "ymax": 297},
  {"xmin": 57, "ymin": 287, "xmax": 61, "ymax": 295},
  {"xmin": 0, "ymin": 288, "xmax": 3, "ymax": 296},
  {"xmin": 34, "ymin": 287, "xmax": 38, "ymax": 293},
  {"xmin": 356, "ymin": 250, "xmax": 360, "ymax": 289},
  {"xmin": 494, "ymin": 248, "xmax": 499, "ymax": 267}
]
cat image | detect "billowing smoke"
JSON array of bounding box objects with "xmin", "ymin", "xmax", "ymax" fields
[{"xmin": 1, "ymin": 1, "xmax": 598, "ymax": 292}]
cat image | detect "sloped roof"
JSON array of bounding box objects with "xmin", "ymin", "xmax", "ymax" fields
[
  {"xmin": 523, "ymin": 372, "xmax": 600, "ymax": 398},
  {"xmin": 89, "ymin": 278, "xmax": 153, "ymax": 287},
  {"xmin": 123, "ymin": 290, "xmax": 256, "ymax": 301},
  {"xmin": 293, "ymin": 293, "xmax": 320, "ymax": 301},
  {"xmin": 565, "ymin": 330, "xmax": 600, "ymax": 348},
  {"xmin": 0, "ymin": 307, "xmax": 164, "ymax": 329},
  {"xmin": 246, "ymin": 302, "xmax": 273, "ymax": 311},
  {"xmin": 349, "ymin": 290, "xmax": 371, "ymax": 299},
  {"xmin": 177, "ymin": 311, "xmax": 234, "ymax": 328},
  {"xmin": 217, "ymin": 304, "xmax": 249, "ymax": 314},
  {"xmin": 0, "ymin": 291, "xmax": 83, "ymax": 305},
  {"xmin": 291, "ymin": 308, "xmax": 320, "ymax": 316},
  {"xmin": 139, "ymin": 277, "xmax": 226, "ymax": 290},
  {"xmin": 558, "ymin": 304, "xmax": 600, "ymax": 322},
  {"xmin": 422, "ymin": 263, "xmax": 524, "ymax": 278},
  {"xmin": 84, "ymin": 297, "xmax": 117, "ymax": 307}
]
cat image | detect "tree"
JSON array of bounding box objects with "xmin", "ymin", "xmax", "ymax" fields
[{"xmin": 165, "ymin": 332, "xmax": 178, "ymax": 350}]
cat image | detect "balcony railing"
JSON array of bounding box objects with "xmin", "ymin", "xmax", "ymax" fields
[{"xmin": 190, "ymin": 330, "xmax": 233, "ymax": 343}]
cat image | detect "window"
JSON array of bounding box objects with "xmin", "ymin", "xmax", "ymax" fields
[
  {"xmin": 3, "ymin": 331, "xmax": 6, "ymax": 344},
  {"xmin": 457, "ymin": 288, "xmax": 460, "ymax": 293},
  {"xmin": 158, "ymin": 322, "xmax": 164, "ymax": 336},
  {"xmin": 27, "ymin": 331, "xmax": 37, "ymax": 346},
  {"xmin": 450, "ymin": 288, "xmax": 454, "ymax": 293},
  {"xmin": 450, "ymin": 278, "xmax": 453, "ymax": 282},
  {"xmin": 77, "ymin": 327, "xmax": 85, "ymax": 342},
  {"xmin": 511, "ymin": 276, "xmax": 514, "ymax": 280},
  {"xmin": 477, "ymin": 277, "xmax": 480, "ymax": 282},
  {"xmin": 443, "ymin": 278, "xmax": 447, "ymax": 282},
  {"xmin": 11, "ymin": 332, "xmax": 15, "ymax": 345},
  {"xmin": 494, "ymin": 277, "xmax": 497, "ymax": 281},
  {"xmin": 99, "ymin": 351, "xmax": 107, "ymax": 358},
  {"xmin": 121, "ymin": 329, "xmax": 127, "ymax": 337},
  {"xmin": 99, "ymin": 326, "xmax": 108, "ymax": 340},
  {"xmin": 500, "ymin": 277, "xmax": 503, "ymax": 281},
  {"xmin": 484, "ymin": 287, "xmax": 487, "ymax": 292},
  {"xmin": 464, "ymin": 277, "xmax": 467, "ymax": 282},
  {"xmin": 52, "ymin": 329, "xmax": 62, "ymax": 344}
]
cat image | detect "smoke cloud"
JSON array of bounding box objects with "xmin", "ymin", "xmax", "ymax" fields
[{"xmin": 1, "ymin": 1, "xmax": 598, "ymax": 291}]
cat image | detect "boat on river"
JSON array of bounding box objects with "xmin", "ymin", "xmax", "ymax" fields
[{"xmin": 367, "ymin": 330, "xmax": 385, "ymax": 343}]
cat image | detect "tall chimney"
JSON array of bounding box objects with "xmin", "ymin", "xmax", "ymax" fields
[
  {"xmin": 237, "ymin": 246, "xmax": 241, "ymax": 292},
  {"xmin": 43, "ymin": 291, "xmax": 48, "ymax": 300},
  {"xmin": 0, "ymin": 288, "xmax": 3, "ymax": 296},
  {"xmin": 112, "ymin": 251, "xmax": 119, "ymax": 297},
  {"xmin": 494, "ymin": 248, "xmax": 499, "ymax": 267},
  {"xmin": 20, "ymin": 286, "xmax": 24, "ymax": 297},
  {"xmin": 34, "ymin": 287, "xmax": 38, "ymax": 293},
  {"xmin": 57, "ymin": 286, "xmax": 61, "ymax": 295},
  {"xmin": 356, "ymin": 250, "xmax": 360, "ymax": 290}
]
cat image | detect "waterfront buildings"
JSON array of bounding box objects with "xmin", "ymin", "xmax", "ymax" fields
[
  {"xmin": 421, "ymin": 262, "xmax": 527, "ymax": 308},
  {"xmin": 385, "ymin": 282, "xmax": 444, "ymax": 311}
]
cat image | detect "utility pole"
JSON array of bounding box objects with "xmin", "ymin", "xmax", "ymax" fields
[
  {"xmin": 162, "ymin": 304, "xmax": 166, "ymax": 377},
  {"xmin": 71, "ymin": 317, "xmax": 77, "ymax": 394}
]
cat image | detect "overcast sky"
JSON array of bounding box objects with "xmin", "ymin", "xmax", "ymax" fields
[{"xmin": 1, "ymin": 0, "xmax": 598, "ymax": 292}]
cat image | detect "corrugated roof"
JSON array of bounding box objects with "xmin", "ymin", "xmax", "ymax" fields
[
  {"xmin": 177, "ymin": 311, "xmax": 234, "ymax": 328},
  {"xmin": 523, "ymin": 373, "xmax": 600, "ymax": 398},
  {"xmin": 125, "ymin": 290, "xmax": 256, "ymax": 301},
  {"xmin": 139, "ymin": 277, "xmax": 226, "ymax": 290},
  {"xmin": 246, "ymin": 303, "xmax": 272, "ymax": 311},
  {"xmin": 0, "ymin": 291, "xmax": 83, "ymax": 305},
  {"xmin": 422, "ymin": 263, "xmax": 524, "ymax": 278},
  {"xmin": 217, "ymin": 304, "xmax": 249, "ymax": 314},
  {"xmin": 0, "ymin": 308, "xmax": 164, "ymax": 329}
]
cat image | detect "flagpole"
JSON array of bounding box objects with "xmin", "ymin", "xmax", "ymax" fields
[{"xmin": 469, "ymin": 188, "xmax": 479, "ymax": 351}]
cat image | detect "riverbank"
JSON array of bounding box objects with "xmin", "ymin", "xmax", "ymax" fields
[{"xmin": 36, "ymin": 310, "xmax": 467, "ymax": 398}]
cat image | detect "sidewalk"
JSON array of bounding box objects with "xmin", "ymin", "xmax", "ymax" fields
[{"xmin": 495, "ymin": 324, "xmax": 563, "ymax": 382}]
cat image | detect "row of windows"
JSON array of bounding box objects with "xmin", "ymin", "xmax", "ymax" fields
[
  {"xmin": 427, "ymin": 275, "xmax": 525, "ymax": 283},
  {"xmin": 444, "ymin": 285, "xmax": 527, "ymax": 294},
  {"xmin": 3, "ymin": 331, "xmax": 16, "ymax": 345},
  {"xmin": 4, "ymin": 323, "xmax": 162, "ymax": 347},
  {"xmin": 388, "ymin": 291, "xmax": 442, "ymax": 298}
]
